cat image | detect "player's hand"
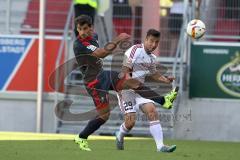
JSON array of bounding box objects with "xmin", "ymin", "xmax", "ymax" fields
[
  {"xmin": 167, "ymin": 76, "xmax": 175, "ymax": 82},
  {"xmin": 117, "ymin": 33, "xmax": 131, "ymax": 42}
]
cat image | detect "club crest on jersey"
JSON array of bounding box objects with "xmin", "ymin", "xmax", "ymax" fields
[{"xmin": 87, "ymin": 45, "xmax": 97, "ymax": 51}]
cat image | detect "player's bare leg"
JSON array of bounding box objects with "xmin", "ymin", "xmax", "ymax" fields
[{"xmin": 115, "ymin": 113, "xmax": 136, "ymax": 150}]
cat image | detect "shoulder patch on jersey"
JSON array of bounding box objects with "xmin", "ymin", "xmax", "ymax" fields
[
  {"xmin": 87, "ymin": 45, "xmax": 97, "ymax": 51},
  {"xmin": 130, "ymin": 44, "xmax": 142, "ymax": 59}
]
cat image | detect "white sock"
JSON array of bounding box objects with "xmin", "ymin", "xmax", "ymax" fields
[
  {"xmin": 149, "ymin": 120, "xmax": 164, "ymax": 150},
  {"xmin": 117, "ymin": 123, "xmax": 130, "ymax": 141}
]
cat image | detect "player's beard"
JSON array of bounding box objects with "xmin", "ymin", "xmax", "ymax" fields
[
  {"xmin": 81, "ymin": 33, "xmax": 89, "ymax": 38},
  {"xmin": 80, "ymin": 31, "xmax": 93, "ymax": 39},
  {"xmin": 146, "ymin": 48, "xmax": 155, "ymax": 53}
]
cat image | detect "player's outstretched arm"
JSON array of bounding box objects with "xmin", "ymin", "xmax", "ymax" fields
[
  {"xmin": 92, "ymin": 33, "xmax": 130, "ymax": 58},
  {"xmin": 148, "ymin": 72, "xmax": 175, "ymax": 84}
]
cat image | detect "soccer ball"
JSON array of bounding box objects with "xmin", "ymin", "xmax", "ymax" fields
[{"xmin": 186, "ymin": 19, "xmax": 206, "ymax": 39}]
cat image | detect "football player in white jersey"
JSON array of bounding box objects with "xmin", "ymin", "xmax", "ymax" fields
[{"xmin": 115, "ymin": 29, "xmax": 177, "ymax": 152}]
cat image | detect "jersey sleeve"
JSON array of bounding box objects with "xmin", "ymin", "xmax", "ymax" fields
[
  {"xmin": 122, "ymin": 45, "xmax": 140, "ymax": 68},
  {"xmin": 73, "ymin": 40, "xmax": 98, "ymax": 55}
]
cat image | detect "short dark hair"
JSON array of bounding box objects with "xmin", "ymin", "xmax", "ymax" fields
[
  {"xmin": 146, "ymin": 29, "xmax": 161, "ymax": 38},
  {"xmin": 75, "ymin": 15, "xmax": 92, "ymax": 27}
]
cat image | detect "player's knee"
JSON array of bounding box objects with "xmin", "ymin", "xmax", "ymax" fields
[
  {"xmin": 145, "ymin": 106, "xmax": 158, "ymax": 121},
  {"xmin": 99, "ymin": 111, "xmax": 110, "ymax": 121},
  {"xmin": 134, "ymin": 80, "xmax": 142, "ymax": 89},
  {"xmin": 125, "ymin": 120, "xmax": 135, "ymax": 130},
  {"xmin": 147, "ymin": 110, "xmax": 158, "ymax": 121},
  {"xmin": 125, "ymin": 117, "xmax": 136, "ymax": 130},
  {"xmin": 129, "ymin": 80, "xmax": 142, "ymax": 89},
  {"xmin": 123, "ymin": 79, "xmax": 142, "ymax": 90}
]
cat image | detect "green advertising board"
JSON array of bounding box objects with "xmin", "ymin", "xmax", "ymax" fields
[{"xmin": 190, "ymin": 41, "xmax": 240, "ymax": 99}]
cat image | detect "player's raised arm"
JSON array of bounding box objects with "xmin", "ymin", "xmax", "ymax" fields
[
  {"xmin": 148, "ymin": 72, "xmax": 175, "ymax": 84},
  {"xmin": 92, "ymin": 33, "xmax": 130, "ymax": 58}
]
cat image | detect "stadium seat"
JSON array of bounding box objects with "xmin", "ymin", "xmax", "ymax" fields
[
  {"xmin": 21, "ymin": 0, "xmax": 72, "ymax": 35},
  {"xmin": 213, "ymin": 19, "xmax": 240, "ymax": 42}
]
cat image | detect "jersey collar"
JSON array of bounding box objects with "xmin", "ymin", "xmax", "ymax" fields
[{"xmin": 78, "ymin": 35, "xmax": 93, "ymax": 42}]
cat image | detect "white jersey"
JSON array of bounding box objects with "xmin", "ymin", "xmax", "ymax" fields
[
  {"xmin": 118, "ymin": 44, "xmax": 157, "ymax": 113},
  {"xmin": 123, "ymin": 44, "xmax": 157, "ymax": 83}
]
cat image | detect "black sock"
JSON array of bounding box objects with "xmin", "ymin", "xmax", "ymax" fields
[
  {"xmin": 151, "ymin": 97, "xmax": 165, "ymax": 105},
  {"xmin": 134, "ymin": 85, "xmax": 165, "ymax": 105},
  {"xmin": 79, "ymin": 117, "xmax": 106, "ymax": 139}
]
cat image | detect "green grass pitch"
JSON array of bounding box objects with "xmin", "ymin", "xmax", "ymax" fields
[{"xmin": 1, "ymin": 138, "xmax": 240, "ymax": 160}]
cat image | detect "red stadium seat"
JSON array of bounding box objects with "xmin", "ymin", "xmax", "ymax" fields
[
  {"xmin": 213, "ymin": 19, "xmax": 240, "ymax": 42},
  {"xmin": 21, "ymin": 0, "xmax": 72, "ymax": 35}
]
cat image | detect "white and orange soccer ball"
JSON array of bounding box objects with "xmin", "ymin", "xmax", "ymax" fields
[{"xmin": 186, "ymin": 19, "xmax": 206, "ymax": 39}]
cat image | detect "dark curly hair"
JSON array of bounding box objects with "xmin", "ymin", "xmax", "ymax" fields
[
  {"xmin": 75, "ymin": 15, "xmax": 93, "ymax": 27},
  {"xmin": 146, "ymin": 29, "xmax": 161, "ymax": 38}
]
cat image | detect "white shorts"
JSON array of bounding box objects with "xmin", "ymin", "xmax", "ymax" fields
[{"xmin": 117, "ymin": 90, "xmax": 155, "ymax": 114}]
